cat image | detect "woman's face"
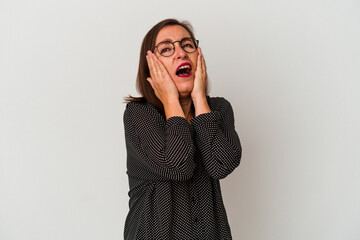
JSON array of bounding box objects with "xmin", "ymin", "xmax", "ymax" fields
[{"xmin": 154, "ymin": 25, "xmax": 199, "ymax": 97}]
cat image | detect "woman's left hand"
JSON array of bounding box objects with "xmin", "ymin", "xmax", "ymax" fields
[
  {"xmin": 191, "ymin": 47, "xmax": 211, "ymax": 116},
  {"xmin": 191, "ymin": 47, "xmax": 207, "ymax": 100}
]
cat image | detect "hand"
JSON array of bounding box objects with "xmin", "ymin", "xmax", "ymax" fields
[
  {"xmin": 146, "ymin": 51, "xmax": 186, "ymax": 119},
  {"xmin": 191, "ymin": 47, "xmax": 208, "ymax": 101},
  {"xmin": 191, "ymin": 47, "xmax": 211, "ymax": 116},
  {"xmin": 146, "ymin": 51, "xmax": 179, "ymax": 104}
]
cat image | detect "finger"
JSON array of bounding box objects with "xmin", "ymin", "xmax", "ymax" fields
[
  {"xmin": 197, "ymin": 54, "xmax": 202, "ymax": 74},
  {"xmin": 198, "ymin": 47, "xmax": 206, "ymax": 70},
  {"xmin": 148, "ymin": 51, "xmax": 161, "ymax": 73},
  {"xmin": 147, "ymin": 77, "xmax": 157, "ymax": 90},
  {"xmin": 201, "ymin": 54, "xmax": 206, "ymax": 74},
  {"xmin": 146, "ymin": 50, "xmax": 154, "ymax": 66},
  {"xmin": 195, "ymin": 47, "xmax": 200, "ymax": 67},
  {"xmin": 147, "ymin": 77, "xmax": 160, "ymax": 97},
  {"xmin": 148, "ymin": 52, "xmax": 162, "ymax": 75},
  {"xmin": 146, "ymin": 52, "xmax": 156, "ymax": 78},
  {"xmin": 150, "ymin": 51, "xmax": 167, "ymax": 72}
]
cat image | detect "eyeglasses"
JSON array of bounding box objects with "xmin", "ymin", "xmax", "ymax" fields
[{"xmin": 153, "ymin": 37, "xmax": 199, "ymax": 57}]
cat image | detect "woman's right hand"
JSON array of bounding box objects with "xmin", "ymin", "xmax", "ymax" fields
[{"xmin": 146, "ymin": 51, "xmax": 179, "ymax": 105}]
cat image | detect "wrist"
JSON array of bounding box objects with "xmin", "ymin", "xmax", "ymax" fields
[
  {"xmin": 163, "ymin": 98, "xmax": 186, "ymax": 120},
  {"xmin": 162, "ymin": 95, "xmax": 180, "ymax": 106},
  {"xmin": 191, "ymin": 93, "xmax": 207, "ymax": 104},
  {"xmin": 192, "ymin": 96, "xmax": 211, "ymax": 117}
]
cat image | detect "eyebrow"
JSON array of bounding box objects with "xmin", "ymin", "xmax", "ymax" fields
[{"xmin": 156, "ymin": 37, "xmax": 191, "ymax": 45}]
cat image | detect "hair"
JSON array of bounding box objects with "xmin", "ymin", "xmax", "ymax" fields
[{"xmin": 124, "ymin": 18, "xmax": 209, "ymax": 113}]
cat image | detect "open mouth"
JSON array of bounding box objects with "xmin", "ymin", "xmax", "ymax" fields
[{"xmin": 175, "ymin": 63, "xmax": 192, "ymax": 77}]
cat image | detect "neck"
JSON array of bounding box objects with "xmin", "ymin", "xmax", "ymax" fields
[{"xmin": 179, "ymin": 95, "xmax": 193, "ymax": 122}]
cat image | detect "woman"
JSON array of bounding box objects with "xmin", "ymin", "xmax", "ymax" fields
[{"xmin": 124, "ymin": 19, "xmax": 242, "ymax": 239}]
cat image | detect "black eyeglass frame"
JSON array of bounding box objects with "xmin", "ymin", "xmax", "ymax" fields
[{"xmin": 153, "ymin": 38, "xmax": 200, "ymax": 57}]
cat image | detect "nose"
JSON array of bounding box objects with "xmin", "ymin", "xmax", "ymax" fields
[{"xmin": 173, "ymin": 42, "xmax": 187, "ymax": 59}]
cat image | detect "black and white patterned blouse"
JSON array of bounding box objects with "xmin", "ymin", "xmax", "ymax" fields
[{"xmin": 123, "ymin": 97, "xmax": 242, "ymax": 239}]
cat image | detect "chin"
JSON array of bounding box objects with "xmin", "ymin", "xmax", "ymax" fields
[{"xmin": 175, "ymin": 82, "xmax": 194, "ymax": 95}]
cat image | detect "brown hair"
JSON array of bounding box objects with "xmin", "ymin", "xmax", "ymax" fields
[{"xmin": 124, "ymin": 18, "xmax": 208, "ymax": 113}]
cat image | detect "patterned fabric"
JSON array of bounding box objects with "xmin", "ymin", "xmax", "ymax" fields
[{"xmin": 123, "ymin": 97, "xmax": 242, "ymax": 240}]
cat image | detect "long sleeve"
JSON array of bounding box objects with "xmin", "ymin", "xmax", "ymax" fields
[
  {"xmin": 123, "ymin": 98, "xmax": 239, "ymax": 239},
  {"xmin": 190, "ymin": 97, "xmax": 242, "ymax": 179},
  {"xmin": 124, "ymin": 102, "xmax": 196, "ymax": 181}
]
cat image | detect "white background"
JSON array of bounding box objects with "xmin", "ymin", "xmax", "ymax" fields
[{"xmin": 1, "ymin": 0, "xmax": 359, "ymax": 239}]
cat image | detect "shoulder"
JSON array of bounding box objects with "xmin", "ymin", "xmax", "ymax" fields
[
  {"xmin": 125, "ymin": 101, "xmax": 146, "ymax": 113},
  {"xmin": 207, "ymin": 96, "xmax": 232, "ymax": 112},
  {"xmin": 125, "ymin": 101, "xmax": 159, "ymax": 114},
  {"xmin": 124, "ymin": 101, "xmax": 164, "ymax": 125}
]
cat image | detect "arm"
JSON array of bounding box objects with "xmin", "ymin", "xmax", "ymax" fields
[
  {"xmin": 190, "ymin": 98, "xmax": 242, "ymax": 179},
  {"xmin": 124, "ymin": 102, "xmax": 196, "ymax": 181}
]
